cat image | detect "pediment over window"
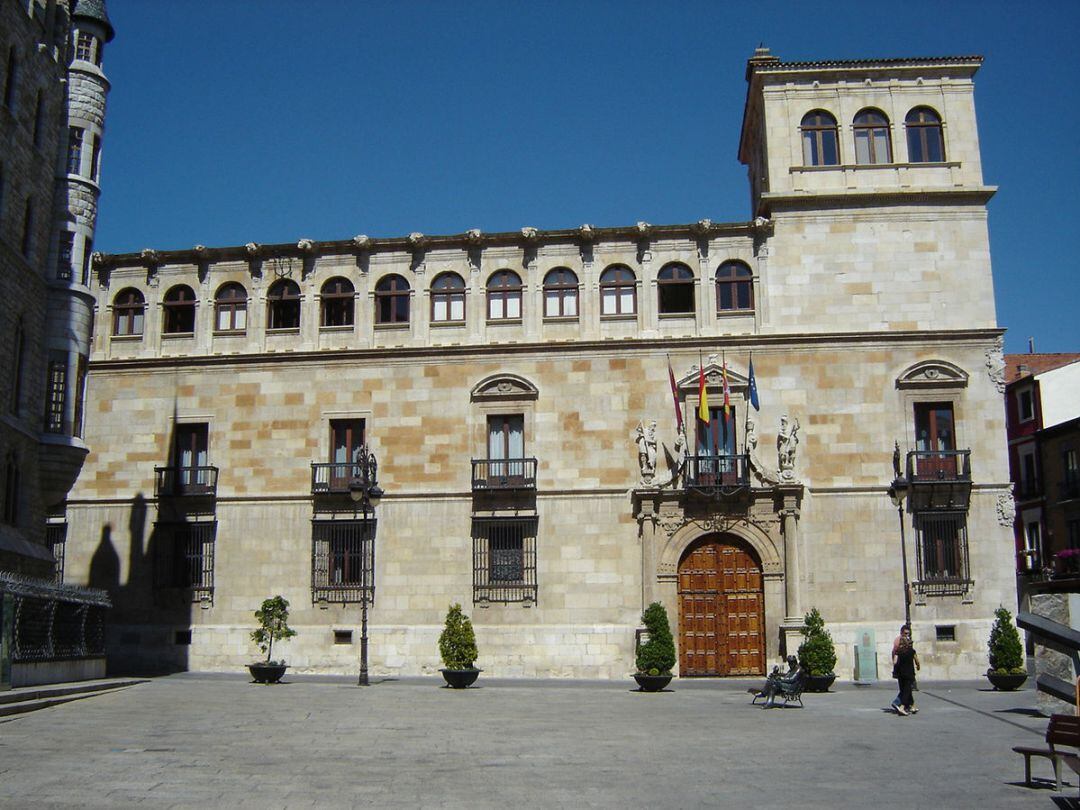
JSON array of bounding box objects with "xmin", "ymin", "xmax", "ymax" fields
[
  {"xmin": 896, "ymin": 360, "xmax": 968, "ymax": 390},
  {"xmin": 675, "ymin": 362, "xmax": 749, "ymax": 393},
  {"xmin": 471, "ymin": 373, "xmax": 539, "ymax": 402}
]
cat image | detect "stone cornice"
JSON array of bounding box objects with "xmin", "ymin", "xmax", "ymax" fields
[
  {"xmin": 759, "ymin": 186, "xmax": 997, "ymax": 213},
  {"xmin": 87, "ymin": 327, "xmax": 1006, "ymax": 374},
  {"xmin": 93, "ymin": 220, "xmax": 755, "ymax": 270}
]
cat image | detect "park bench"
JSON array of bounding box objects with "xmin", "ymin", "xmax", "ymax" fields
[
  {"xmin": 750, "ymin": 668, "xmax": 808, "ymax": 709},
  {"xmin": 1013, "ymin": 713, "xmax": 1080, "ymax": 791}
]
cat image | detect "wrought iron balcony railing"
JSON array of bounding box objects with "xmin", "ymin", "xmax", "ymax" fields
[
  {"xmin": 684, "ymin": 453, "xmax": 750, "ymax": 492},
  {"xmin": 471, "ymin": 458, "xmax": 538, "ymax": 491},
  {"xmin": 154, "ymin": 466, "xmax": 219, "ymax": 497},
  {"xmin": 906, "ymin": 450, "xmax": 971, "ymax": 482},
  {"xmin": 311, "ymin": 462, "xmax": 378, "ymax": 496}
]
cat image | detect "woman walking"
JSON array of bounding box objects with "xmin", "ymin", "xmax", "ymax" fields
[{"xmin": 892, "ymin": 626, "xmax": 920, "ymax": 716}]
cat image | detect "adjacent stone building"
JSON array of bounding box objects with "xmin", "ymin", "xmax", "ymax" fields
[
  {"xmin": 1, "ymin": 0, "xmax": 114, "ymax": 687},
  {"xmin": 65, "ymin": 48, "xmax": 1014, "ymax": 680}
]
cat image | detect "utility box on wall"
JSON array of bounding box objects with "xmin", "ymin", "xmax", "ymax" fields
[{"xmin": 854, "ymin": 628, "xmax": 878, "ymax": 682}]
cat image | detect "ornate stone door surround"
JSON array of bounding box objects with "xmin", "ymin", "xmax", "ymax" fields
[{"xmin": 633, "ymin": 482, "xmax": 804, "ymax": 674}]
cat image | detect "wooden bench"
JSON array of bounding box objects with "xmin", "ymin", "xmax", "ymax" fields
[{"xmin": 1013, "ymin": 713, "xmax": 1080, "ymax": 791}]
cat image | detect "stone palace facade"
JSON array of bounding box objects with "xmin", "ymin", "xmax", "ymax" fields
[{"xmin": 62, "ymin": 49, "xmax": 1014, "ymax": 680}]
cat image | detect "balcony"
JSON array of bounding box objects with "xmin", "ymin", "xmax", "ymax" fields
[
  {"xmin": 471, "ymin": 458, "xmax": 537, "ymax": 491},
  {"xmin": 905, "ymin": 450, "xmax": 971, "ymax": 511},
  {"xmin": 684, "ymin": 454, "xmax": 750, "ymax": 494},
  {"xmin": 154, "ymin": 466, "xmax": 218, "ymax": 497},
  {"xmin": 311, "ymin": 462, "xmax": 377, "ymax": 496}
]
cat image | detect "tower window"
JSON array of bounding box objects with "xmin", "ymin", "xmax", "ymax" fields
[
  {"xmin": 853, "ymin": 109, "xmax": 892, "ymax": 165},
  {"xmin": 800, "ymin": 110, "xmax": 839, "ymax": 166},
  {"xmin": 75, "ymin": 31, "xmax": 96, "ymax": 63},
  {"xmin": 57, "ymin": 232, "xmax": 75, "ymax": 280},
  {"xmin": 67, "ymin": 127, "xmax": 84, "ymax": 175},
  {"xmin": 906, "ymin": 107, "xmax": 945, "ymax": 163}
]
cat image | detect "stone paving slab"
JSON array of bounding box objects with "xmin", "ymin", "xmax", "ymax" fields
[{"xmin": 0, "ymin": 674, "xmax": 1068, "ymax": 808}]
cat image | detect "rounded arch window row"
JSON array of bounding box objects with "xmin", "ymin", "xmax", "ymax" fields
[
  {"xmin": 800, "ymin": 105, "xmax": 946, "ymax": 167},
  {"xmin": 106, "ymin": 259, "xmax": 756, "ymax": 337}
]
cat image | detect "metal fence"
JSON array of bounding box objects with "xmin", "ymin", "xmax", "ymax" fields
[{"xmin": 0, "ymin": 573, "xmax": 109, "ymax": 663}]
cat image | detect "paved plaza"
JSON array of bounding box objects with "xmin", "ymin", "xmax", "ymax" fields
[{"xmin": 0, "ymin": 673, "xmax": 1072, "ymax": 808}]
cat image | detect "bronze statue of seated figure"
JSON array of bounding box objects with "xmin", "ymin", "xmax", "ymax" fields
[{"xmin": 750, "ymin": 655, "xmax": 808, "ymax": 709}]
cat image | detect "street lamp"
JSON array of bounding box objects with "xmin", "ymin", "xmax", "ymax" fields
[
  {"xmin": 349, "ymin": 447, "xmax": 383, "ymax": 687},
  {"xmin": 887, "ymin": 440, "xmax": 912, "ymax": 626}
]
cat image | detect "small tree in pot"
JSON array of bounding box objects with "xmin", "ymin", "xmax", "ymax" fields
[
  {"xmin": 797, "ymin": 607, "xmax": 837, "ymax": 692},
  {"xmin": 248, "ymin": 595, "xmax": 297, "ymax": 684},
  {"xmin": 987, "ymin": 606, "xmax": 1027, "ymax": 691},
  {"xmin": 634, "ymin": 601, "xmax": 676, "ymax": 692},
  {"xmin": 438, "ymin": 603, "xmax": 480, "ymax": 688}
]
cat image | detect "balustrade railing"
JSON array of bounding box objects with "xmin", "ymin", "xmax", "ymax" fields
[
  {"xmin": 154, "ymin": 466, "xmax": 218, "ymax": 497},
  {"xmin": 471, "ymin": 458, "xmax": 538, "ymax": 491}
]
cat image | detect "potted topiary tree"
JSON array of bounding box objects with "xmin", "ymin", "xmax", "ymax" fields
[
  {"xmin": 248, "ymin": 595, "xmax": 297, "ymax": 684},
  {"xmin": 438, "ymin": 603, "xmax": 481, "ymax": 688},
  {"xmin": 797, "ymin": 607, "xmax": 837, "ymax": 692},
  {"xmin": 987, "ymin": 606, "xmax": 1027, "ymax": 691},
  {"xmin": 633, "ymin": 601, "xmax": 676, "ymax": 692}
]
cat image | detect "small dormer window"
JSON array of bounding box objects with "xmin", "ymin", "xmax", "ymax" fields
[{"xmin": 75, "ymin": 31, "xmax": 96, "ymax": 62}]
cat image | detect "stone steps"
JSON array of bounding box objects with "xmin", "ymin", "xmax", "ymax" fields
[{"xmin": 0, "ymin": 678, "xmax": 147, "ymax": 718}]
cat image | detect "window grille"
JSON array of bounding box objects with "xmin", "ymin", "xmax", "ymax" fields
[
  {"xmin": 45, "ymin": 359, "xmax": 66, "ymax": 433},
  {"xmin": 155, "ymin": 522, "xmax": 216, "ymax": 603},
  {"xmin": 473, "ymin": 517, "xmax": 537, "ymax": 604},
  {"xmin": 47, "ymin": 522, "xmax": 67, "ymax": 583},
  {"xmin": 312, "ymin": 519, "xmax": 374, "ymax": 604},
  {"xmin": 913, "ymin": 512, "xmax": 971, "ymax": 596}
]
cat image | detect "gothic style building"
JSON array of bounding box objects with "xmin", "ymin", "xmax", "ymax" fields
[
  {"xmin": 64, "ymin": 48, "xmax": 1013, "ymax": 680},
  {"xmin": 1, "ymin": 0, "xmax": 114, "ymax": 687}
]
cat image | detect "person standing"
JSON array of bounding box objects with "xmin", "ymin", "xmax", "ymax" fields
[{"xmin": 892, "ymin": 627, "xmax": 920, "ymax": 716}]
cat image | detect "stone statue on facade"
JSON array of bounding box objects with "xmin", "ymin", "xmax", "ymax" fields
[
  {"xmin": 778, "ymin": 415, "xmax": 800, "ymax": 479},
  {"xmin": 636, "ymin": 420, "xmax": 658, "ymax": 482},
  {"xmin": 653, "ymin": 426, "xmax": 687, "ymax": 489}
]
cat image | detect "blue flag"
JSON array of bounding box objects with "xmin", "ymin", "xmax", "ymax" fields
[{"xmin": 748, "ymin": 356, "xmax": 760, "ymax": 411}]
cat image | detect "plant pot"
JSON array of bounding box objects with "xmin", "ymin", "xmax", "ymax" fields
[
  {"xmin": 804, "ymin": 673, "xmax": 836, "ymax": 693},
  {"xmin": 633, "ymin": 673, "xmax": 673, "ymax": 692},
  {"xmin": 987, "ymin": 671, "xmax": 1027, "ymax": 691},
  {"xmin": 440, "ymin": 668, "xmax": 481, "ymax": 689},
  {"xmin": 248, "ymin": 662, "xmax": 287, "ymax": 684}
]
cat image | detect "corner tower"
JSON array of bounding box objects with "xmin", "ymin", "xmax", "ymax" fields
[{"xmin": 39, "ymin": 0, "xmax": 115, "ymax": 507}]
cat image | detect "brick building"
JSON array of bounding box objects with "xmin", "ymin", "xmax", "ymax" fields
[{"xmin": 65, "ymin": 48, "xmax": 1014, "ymax": 680}]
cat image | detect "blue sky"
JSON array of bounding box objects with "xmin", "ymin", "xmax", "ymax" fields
[{"xmin": 95, "ymin": 0, "xmax": 1078, "ymax": 355}]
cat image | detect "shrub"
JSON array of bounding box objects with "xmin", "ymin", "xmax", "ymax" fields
[
  {"xmin": 988, "ymin": 606, "xmax": 1025, "ymax": 674},
  {"xmin": 439, "ymin": 603, "xmax": 478, "ymax": 670},
  {"xmin": 797, "ymin": 607, "xmax": 837, "ymax": 676},
  {"xmin": 250, "ymin": 595, "xmax": 297, "ymax": 664},
  {"xmin": 635, "ymin": 601, "xmax": 676, "ymax": 675}
]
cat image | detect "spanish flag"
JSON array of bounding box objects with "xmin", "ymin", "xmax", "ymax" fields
[
  {"xmin": 722, "ymin": 357, "xmax": 731, "ymax": 421},
  {"xmin": 697, "ymin": 357, "xmax": 709, "ymax": 423}
]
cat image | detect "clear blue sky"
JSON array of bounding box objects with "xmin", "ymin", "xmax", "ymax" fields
[{"xmin": 95, "ymin": 0, "xmax": 1079, "ymax": 355}]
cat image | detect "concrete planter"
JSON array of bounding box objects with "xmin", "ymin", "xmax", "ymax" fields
[
  {"xmin": 986, "ymin": 671, "xmax": 1027, "ymax": 691},
  {"xmin": 633, "ymin": 673, "xmax": 673, "ymax": 692},
  {"xmin": 248, "ymin": 663, "xmax": 287, "ymax": 684},
  {"xmin": 440, "ymin": 668, "xmax": 481, "ymax": 689}
]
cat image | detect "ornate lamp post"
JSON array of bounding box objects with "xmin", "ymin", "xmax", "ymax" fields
[
  {"xmin": 887, "ymin": 441, "xmax": 912, "ymax": 626},
  {"xmin": 349, "ymin": 448, "xmax": 383, "ymax": 687}
]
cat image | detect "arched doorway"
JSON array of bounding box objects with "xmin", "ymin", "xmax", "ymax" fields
[{"xmin": 678, "ymin": 535, "xmax": 765, "ymax": 676}]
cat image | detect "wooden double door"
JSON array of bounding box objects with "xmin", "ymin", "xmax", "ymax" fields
[{"xmin": 678, "ymin": 537, "xmax": 765, "ymax": 676}]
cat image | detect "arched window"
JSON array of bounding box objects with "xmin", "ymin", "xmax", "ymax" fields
[
  {"xmin": 486, "ymin": 270, "xmax": 522, "ymax": 321},
  {"xmin": 374, "ymin": 274, "xmax": 410, "ymax": 324},
  {"xmin": 657, "ymin": 262, "xmax": 695, "ymax": 315},
  {"xmin": 112, "ymin": 288, "xmax": 145, "ymax": 336},
  {"xmin": 320, "ymin": 277, "xmax": 354, "ymax": 327},
  {"xmin": 599, "ymin": 265, "xmax": 636, "ymax": 316},
  {"xmin": 800, "ymin": 110, "xmax": 839, "ymax": 166},
  {"xmin": 162, "ymin": 284, "xmax": 196, "ymax": 334},
  {"xmin": 905, "ymin": 107, "xmax": 945, "ymax": 163},
  {"xmin": 716, "ymin": 261, "xmax": 754, "ymax": 313},
  {"xmin": 266, "ymin": 279, "xmax": 301, "ymax": 330},
  {"xmin": 214, "ymin": 282, "xmax": 247, "ymax": 333},
  {"xmin": 3, "ymin": 451, "xmax": 18, "ymax": 525},
  {"xmin": 543, "ymin": 268, "xmax": 578, "ymax": 318},
  {"xmin": 853, "ymin": 109, "xmax": 892, "ymax": 165},
  {"xmin": 431, "ymin": 272, "xmax": 466, "ymax": 323}
]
